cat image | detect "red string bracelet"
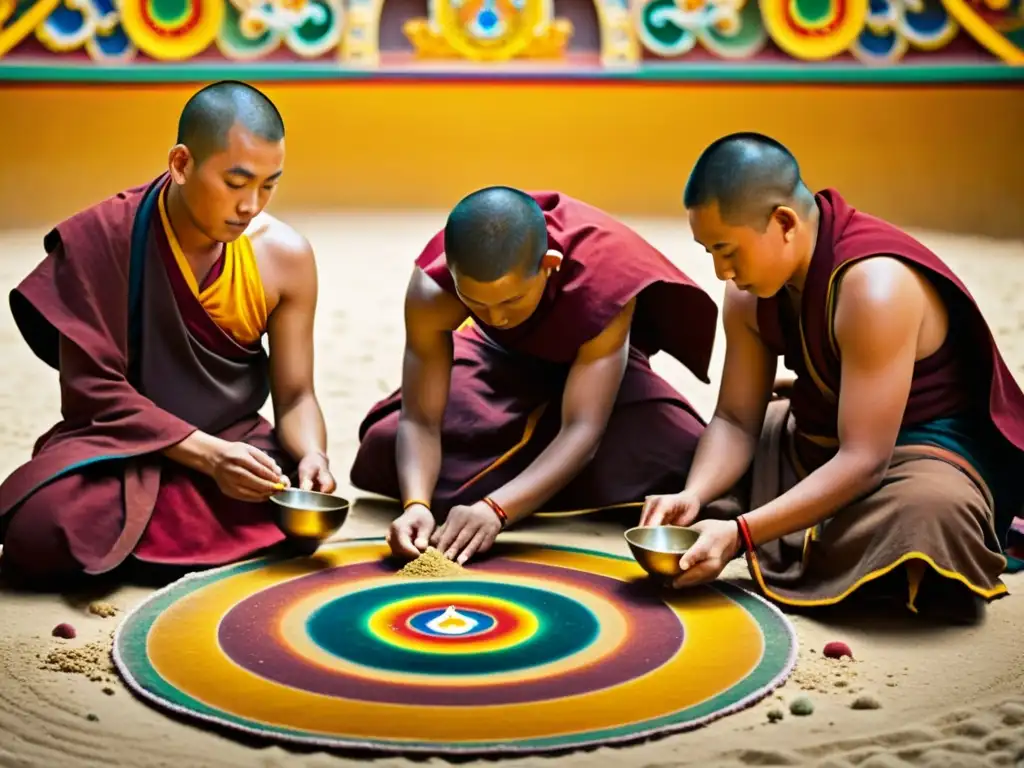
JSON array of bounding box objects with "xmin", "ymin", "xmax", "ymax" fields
[
  {"xmin": 736, "ymin": 515, "xmax": 755, "ymax": 556},
  {"xmin": 482, "ymin": 497, "xmax": 508, "ymax": 529}
]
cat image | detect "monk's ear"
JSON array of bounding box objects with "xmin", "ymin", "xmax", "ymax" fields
[
  {"xmin": 168, "ymin": 144, "xmax": 193, "ymax": 185},
  {"xmin": 772, "ymin": 206, "xmax": 800, "ymax": 242},
  {"xmin": 540, "ymin": 249, "xmax": 563, "ymax": 274}
]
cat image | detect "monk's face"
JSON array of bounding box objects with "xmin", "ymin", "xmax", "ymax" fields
[
  {"xmin": 451, "ymin": 265, "xmax": 550, "ymax": 329},
  {"xmin": 171, "ymin": 122, "xmax": 285, "ymax": 243},
  {"xmin": 688, "ymin": 201, "xmax": 804, "ymax": 298}
]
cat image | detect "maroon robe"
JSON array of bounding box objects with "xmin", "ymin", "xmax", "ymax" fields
[
  {"xmin": 349, "ymin": 191, "xmax": 719, "ymax": 516},
  {"xmin": 756, "ymin": 188, "xmax": 1024, "ymax": 556},
  {"xmin": 0, "ymin": 174, "xmax": 291, "ymax": 582}
]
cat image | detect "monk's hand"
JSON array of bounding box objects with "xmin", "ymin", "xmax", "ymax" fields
[
  {"xmin": 670, "ymin": 519, "xmax": 741, "ymax": 589},
  {"xmin": 212, "ymin": 442, "xmax": 288, "ymax": 502},
  {"xmin": 640, "ymin": 490, "xmax": 701, "ymax": 527},
  {"xmin": 387, "ymin": 504, "xmax": 436, "ymax": 559},
  {"xmin": 430, "ymin": 503, "xmax": 502, "ymax": 565},
  {"xmin": 297, "ymin": 451, "xmax": 336, "ymax": 493}
]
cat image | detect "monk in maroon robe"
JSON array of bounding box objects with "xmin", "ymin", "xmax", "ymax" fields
[
  {"xmin": 0, "ymin": 81, "xmax": 335, "ymax": 587},
  {"xmin": 642, "ymin": 132, "xmax": 1023, "ymax": 622},
  {"xmin": 350, "ymin": 187, "xmax": 718, "ymax": 564}
]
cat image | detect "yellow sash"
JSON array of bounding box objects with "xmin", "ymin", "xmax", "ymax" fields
[{"xmin": 157, "ymin": 189, "xmax": 268, "ymax": 346}]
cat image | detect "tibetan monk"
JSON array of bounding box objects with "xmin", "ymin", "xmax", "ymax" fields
[
  {"xmin": 350, "ymin": 187, "xmax": 719, "ymax": 564},
  {"xmin": 641, "ymin": 132, "xmax": 1024, "ymax": 621},
  {"xmin": 0, "ymin": 81, "xmax": 335, "ymax": 587}
]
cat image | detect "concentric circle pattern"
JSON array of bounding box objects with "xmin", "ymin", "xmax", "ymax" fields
[
  {"xmin": 114, "ymin": 539, "xmax": 798, "ymax": 755},
  {"xmin": 119, "ymin": 0, "xmax": 222, "ymax": 60}
]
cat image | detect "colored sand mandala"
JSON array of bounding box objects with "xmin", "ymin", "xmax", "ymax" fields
[{"xmin": 113, "ymin": 539, "xmax": 798, "ymax": 755}]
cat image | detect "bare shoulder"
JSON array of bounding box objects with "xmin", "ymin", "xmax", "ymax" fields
[
  {"xmin": 246, "ymin": 213, "xmax": 315, "ymax": 313},
  {"xmin": 835, "ymin": 256, "xmax": 929, "ymax": 311},
  {"xmin": 576, "ymin": 296, "xmax": 636, "ymax": 361},
  {"xmin": 835, "ymin": 256, "xmax": 949, "ymax": 361},
  {"xmin": 722, "ymin": 281, "xmax": 762, "ymax": 336},
  {"xmin": 405, "ymin": 266, "xmax": 468, "ymax": 333},
  {"xmin": 833, "ymin": 256, "xmax": 937, "ymax": 358},
  {"xmin": 247, "ymin": 211, "xmax": 314, "ymax": 267}
]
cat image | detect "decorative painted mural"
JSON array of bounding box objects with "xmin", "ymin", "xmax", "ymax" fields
[{"xmin": 0, "ymin": 0, "xmax": 1020, "ymax": 80}]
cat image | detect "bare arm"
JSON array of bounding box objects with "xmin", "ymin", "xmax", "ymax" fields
[
  {"xmin": 163, "ymin": 430, "xmax": 226, "ymax": 474},
  {"xmin": 266, "ymin": 234, "xmax": 328, "ymax": 463},
  {"xmin": 744, "ymin": 257, "xmax": 926, "ymax": 545},
  {"xmin": 684, "ymin": 283, "xmax": 778, "ymax": 503},
  {"xmin": 396, "ymin": 268, "xmax": 469, "ymax": 506},
  {"xmin": 487, "ymin": 298, "xmax": 635, "ymax": 522},
  {"xmin": 164, "ymin": 231, "xmax": 328, "ymax": 494}
]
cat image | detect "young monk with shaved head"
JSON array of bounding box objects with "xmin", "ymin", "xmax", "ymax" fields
[
  {"xmin": 641, "ymin": 132, "xmax": 1024, "ymax": 622},
  {"xmin": 0, "ymin": 80, "xmax": 334, "ymax": 586},
  {"xmin": 351, "ymin": 187, "xmax": 719, "ymax": 565}
]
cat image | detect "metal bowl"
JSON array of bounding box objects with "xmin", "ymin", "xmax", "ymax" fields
[
  {"xmin": 624, "ymin": 525, "xmax": 700, "ymax": 579},
  {"xmin": 269, "ymin": 488, "xmax": 350, "ymax": 542}
]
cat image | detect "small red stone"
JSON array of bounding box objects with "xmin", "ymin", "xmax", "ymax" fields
[
  {"xmin": 823, "ymin": 640, "xmax": 852, "ymax": 659},
  {"xmin": 52, "ymin": 623, "xmax": 77, "ymax": 639}
]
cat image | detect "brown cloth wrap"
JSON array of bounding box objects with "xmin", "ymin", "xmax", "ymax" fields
[{"xmin": 711, "ymin": 401, "xmax": 1008, "ymax": 608}]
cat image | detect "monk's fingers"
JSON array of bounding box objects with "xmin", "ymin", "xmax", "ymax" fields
[
  {"xmin": 318, "ymin": 468, "xmax": 337, "ymax": 494},
  {"xmin": 390, "ymin": 521, "xmax": 421, "ymax": 558},
  {"xmin": 237, "ymin": 451, "xmax": 284, "ymax": 485},
  {"xmin": 456, "ymin": 529, "xmax": 491, "ymax": 565},
  {"xmin": 434, "ymin": 520, "xmax": 464, "ymax": 555},
  {"xmin": 227, "ymin": 466, "xmax": 283, "ymax": 496},
  {"xmin": 676, "ymin": 504, "xmax": 701, "ymax": 528},
  {"xmin": 671, "ymin": 561, "xmax": 719, "ymax": 589},
  {"xmin": 223, "ymin": 478, "xmax": 275, "ymax": 500},
  {"xmin": 411, "ymin": 515, "xmax": 435, "ymax": 551},
  {"xmin": 433, "ymin": 505, "xmax": 470, "ymax": 552},
  {"xmin": 640, "ymin": 496, "xmax": 666, "ymax": 527},
  {"xmin": 666, "ymin": 498, "xmax": 701, "ymax": 527},
  {"xmin": 678, "ymin": 537, "xmax": 712, "ymax": 573},
  {"xmin": 443, "ymin": 524, "xmax": 478, "ymax": 562},
  {"xmin": 216, "ymin": 468, "xmax": 282, "ymax": 505},
  {"xmin": 245, "ymin": 444, "xmax": 281, "ymax": 472},
  {"xmin": 222, "ymin": 482, "xmax": 272, "ymax": 503}
]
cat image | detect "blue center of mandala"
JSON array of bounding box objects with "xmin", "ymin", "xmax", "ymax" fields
[
  {"xmin": 408, "ymin": 607, "xmax": 496, "ymax": 637},
  {"xmin": 477, "ymin": 9, "xmax": 499, "ymax": 30}
]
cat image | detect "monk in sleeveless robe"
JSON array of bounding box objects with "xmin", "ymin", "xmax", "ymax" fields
[
  {"xmin": 0, "ymin": 82, "xmax": 334, "ymax": 586},
  {"xmin": 350, "ymin": 186, "xmax": 718, "ymax": 565},
  {"xmin": 641, "ymin": 133, "xmax": 1023, "ymax": 621}
]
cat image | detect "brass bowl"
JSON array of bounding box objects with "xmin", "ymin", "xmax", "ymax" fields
[
  {"xmin": 270, "ymin": 489, "xmax": 350, "ymax": 542},
  {"xmin": 624, "ymin": 525, "xmax": 700, "ymax": 579}
]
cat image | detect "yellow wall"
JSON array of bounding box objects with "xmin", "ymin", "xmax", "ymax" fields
[{"xmin": 0, "ymin": 82, "xmax": 1021, "ymax": 238}]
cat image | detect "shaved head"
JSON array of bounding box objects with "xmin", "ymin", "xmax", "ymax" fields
[
  {"xmin": 683, "ymin": 132, "xmax": 814, "ymax": 229},
  {"xmin": 176, "ymin": 80, "xmax": 284, "ymax": 164},
  {"xmin": 444, "ymin": 186, "xmax": 549, "ymax": 283},
  {"xmin": 167, "ymin": 80, "xmax": 286, "ymax": 246}
]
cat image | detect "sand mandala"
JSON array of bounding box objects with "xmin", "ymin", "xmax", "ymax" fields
[{"xmin": 113, "ymin": 538, "xmax": 798, "ymax": 755}]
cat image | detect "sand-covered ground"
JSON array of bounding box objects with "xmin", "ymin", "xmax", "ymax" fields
[{"xmin": 1, "ymin": 211, "xmax": 1021, "ymax": 768}]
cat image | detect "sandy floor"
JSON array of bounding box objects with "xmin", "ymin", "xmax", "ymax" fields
[{"xmin": 0, "ymin": 211, "xmax": 1022, "ymax": 768}]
